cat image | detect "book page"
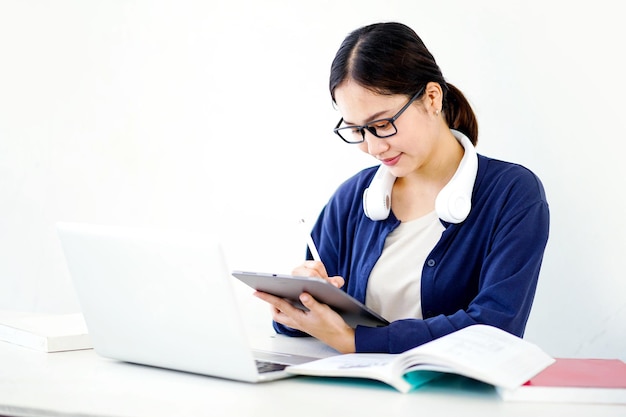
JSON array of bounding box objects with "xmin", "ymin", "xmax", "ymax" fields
[
  {"xmin": 286, "ymin": 353, "xmax": 413, "ymax": 392},
  {"xmin": 290, "ymin": 353, "xmax": 397, "ymax": 372},
  {"xmin": 405, "ymin": 325, "xmax": 554, "ymax": 389}
]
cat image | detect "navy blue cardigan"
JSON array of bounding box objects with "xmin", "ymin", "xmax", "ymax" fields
[{"xmin": 275, "ymin": 155, "xmax": 550, "ymax": 353}]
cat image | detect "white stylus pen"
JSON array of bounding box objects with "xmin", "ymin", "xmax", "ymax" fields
[{"xmin": 299, "ymin": 219, "xmax": 321, "ymax": 262}]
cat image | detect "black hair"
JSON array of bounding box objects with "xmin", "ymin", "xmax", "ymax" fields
[{"xmin": 329, "ymin": 22, "xmax": 478, "ymax": 144}]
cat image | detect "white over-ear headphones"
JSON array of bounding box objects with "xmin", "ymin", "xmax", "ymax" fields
[{"xmin": 363, "ymin": 130, "xmax": 478, "ymax": 223}]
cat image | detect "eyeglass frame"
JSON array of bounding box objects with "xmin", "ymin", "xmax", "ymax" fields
[{"xmin": 333, "ymin": 86, "xmax": 426, "ymax": 144}]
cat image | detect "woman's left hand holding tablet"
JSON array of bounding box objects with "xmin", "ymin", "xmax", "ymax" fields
[{"xmin": 253, "ymin": 260, "xmax": 355, "ymax": 353}]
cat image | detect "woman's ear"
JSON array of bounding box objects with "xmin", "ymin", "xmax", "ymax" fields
[{"xmin": 425, "ymin": 81, "xmax": 444, "ymax": 115}]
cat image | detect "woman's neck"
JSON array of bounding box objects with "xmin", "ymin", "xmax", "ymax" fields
[{"xmin": 391, "ymin": 129, "xmax": 464, "ymax": 222}]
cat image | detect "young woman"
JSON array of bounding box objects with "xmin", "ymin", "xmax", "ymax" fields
[{"xmin": 254, "ymin": 22, "xmax": 549, "ymax": 354}]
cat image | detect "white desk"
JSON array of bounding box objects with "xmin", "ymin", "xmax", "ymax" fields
[{"xmin": 1, "ymin": 334, "xmax": 625, "ymax": 417}]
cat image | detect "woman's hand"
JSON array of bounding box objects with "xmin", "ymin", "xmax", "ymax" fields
[
  {"xmin": 253, "ymin": 290, "xmax": 355, "ymax": 353},
  {"xmin": 252, "ymin": 260, "xmax": 354, "ymax": 353}
]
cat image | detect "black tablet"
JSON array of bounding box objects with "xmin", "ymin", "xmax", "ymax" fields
[{"xmin": 231, "ymin": 271, "xmax": 389, "ymax": 328}]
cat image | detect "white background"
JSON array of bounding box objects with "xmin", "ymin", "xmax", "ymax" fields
[{"xmin": 1, "ymin": 0, "xmax": 624, "ymax": 360}]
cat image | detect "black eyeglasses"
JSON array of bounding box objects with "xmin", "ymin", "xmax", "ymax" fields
[{"xmin": 333, "ymin": 87, "xmax": 425, "ymax": 144}]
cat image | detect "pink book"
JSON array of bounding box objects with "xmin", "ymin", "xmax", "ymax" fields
[{"xmin": 498, "ymin": 358, "xmax": 626, "ymax": 404}]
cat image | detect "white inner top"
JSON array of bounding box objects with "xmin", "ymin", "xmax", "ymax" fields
[{"xmin": 365, "ymin": 211, "xmax": 445, "ymax": 321}]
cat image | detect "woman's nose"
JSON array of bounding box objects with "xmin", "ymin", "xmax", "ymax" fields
[{"xmin": 364, "ymin": 132, "xmax": 389, "ymax": 156}]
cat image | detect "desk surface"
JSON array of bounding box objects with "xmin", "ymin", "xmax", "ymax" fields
[{"xmin": 1, "ymin": 333, "xmax": 625, "ymax": 417}]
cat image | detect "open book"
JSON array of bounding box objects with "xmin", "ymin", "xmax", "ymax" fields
[{"xmin": 285, "ymin": 325, "xmax": 555, "ymax": 393}]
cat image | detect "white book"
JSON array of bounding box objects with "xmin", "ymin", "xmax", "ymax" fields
[
  {"xmin": 286, "ymin": 325, "xmax": 555, "ymax": 394},
  {"xmin": 0, "ymin": 311, "xmax": 92, "ymax": 352}
]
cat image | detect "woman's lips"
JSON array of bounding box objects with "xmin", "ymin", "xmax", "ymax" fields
[{"xmin": 381, "ymin": 154, "xmax": 401, "ymax": 166}]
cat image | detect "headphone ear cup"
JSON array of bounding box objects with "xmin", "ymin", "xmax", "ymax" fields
[
  {"xmin": 363, "ymin": 166, "xmax": 396, "ymax": 221},
  {"xmin": 435, "ymin": 131, "xmax": 478, "ymax": 223},
  {"xmin": 436, "ymin": 190, "xmax": 472, "ymax": 223}
]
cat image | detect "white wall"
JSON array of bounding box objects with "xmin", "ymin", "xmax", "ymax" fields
[{"xmin": 1, "ymin": 0, "xmax": 624, "ymax": 360}]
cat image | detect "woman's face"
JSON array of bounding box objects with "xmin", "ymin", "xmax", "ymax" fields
[{"xmin": 333, "ymin": 80, "xmax": 441, "ymax": 179}]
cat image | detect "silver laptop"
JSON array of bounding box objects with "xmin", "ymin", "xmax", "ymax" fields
[{"xmin": 56, "ymin": 222, "xmax": 317, "ymax": 382}]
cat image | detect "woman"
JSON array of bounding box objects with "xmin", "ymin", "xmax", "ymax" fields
[{"xmin": 254, "ymin": 22, "xmax": 549, "ymax": 354}]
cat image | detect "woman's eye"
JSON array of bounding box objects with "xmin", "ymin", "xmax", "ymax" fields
[{"xmin": 373, "ymin": 121, "xmax": 391, "ymax": 130}]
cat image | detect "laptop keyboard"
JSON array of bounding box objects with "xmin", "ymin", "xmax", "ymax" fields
[{"xmin": 255, "ymin": 360, "xmax": 288, "ymax": 373}]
